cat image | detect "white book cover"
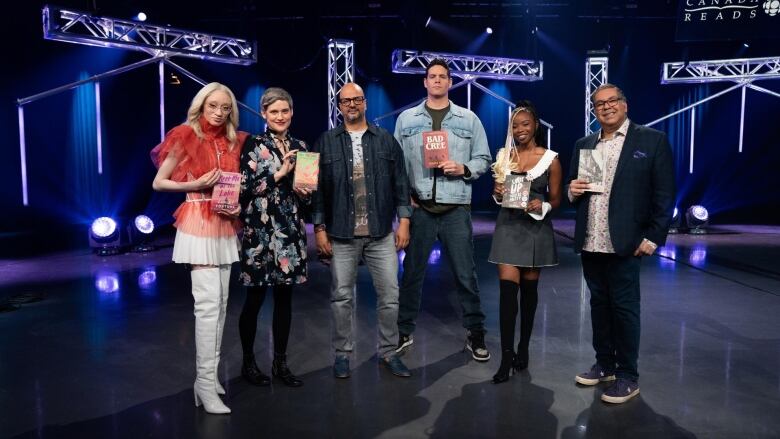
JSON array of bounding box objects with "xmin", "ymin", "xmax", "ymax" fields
[{"xmin": 578, "ymin": 149, "xmax": 605, "ymax": 193}]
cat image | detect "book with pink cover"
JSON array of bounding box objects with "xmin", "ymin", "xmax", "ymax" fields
[
  {"xmin": 210, "ymin": 172, "xmax": 241, "ymax": 211},
  {"xmin": 293, "ymin": 152, "xmax": 320, "ymax": 190},
  {"xmin": 422, "ymin": 130, "xmax": 449, "ymax": 168}
]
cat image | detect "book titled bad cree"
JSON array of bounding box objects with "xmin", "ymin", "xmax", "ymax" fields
[
  {"xmin": 502, "ymin": 174, "xmax": 532, "ymax": 209},
  {"xmin": 211, "ymin": 172, "xmax": 241, "ymax": 211},
  {"xmin": 423, "ymin": 130, "xmax": 449, "ymax": 168},
  {"xmin": 293, "ymin": 151, "xmax": 320, "ymax": 190}
]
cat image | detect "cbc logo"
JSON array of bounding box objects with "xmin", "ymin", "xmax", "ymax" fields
[{"xmin": 765, "ymin": 0, "xmax": 780, "ymax": 16}]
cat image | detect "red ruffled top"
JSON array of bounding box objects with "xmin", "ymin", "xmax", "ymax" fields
[{"xmin": 151, "ymin": 117, "xmax": 249, "ymax": 238}]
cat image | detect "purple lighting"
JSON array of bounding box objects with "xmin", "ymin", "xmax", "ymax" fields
[
  {"xmin": 134, "ymin": 215, "xmax": 154, "ymax": 234},
  {"xmin": 138, "ymin": 269, "xmax": 157, "ymax": 289},
  {"xmin": 18, "ymin": 105, "xmax": 28, "ymax": 206},
  {"xmin": 91, "ymin": 217, "xmax": 117, "ymax": 238},
  {"xmin": 95, "ymin": 272, "xmax": 119, "ymax": 293},
  {"xmin": 691, "ymin": 205, "xmax": 708, "ymax": 221}
]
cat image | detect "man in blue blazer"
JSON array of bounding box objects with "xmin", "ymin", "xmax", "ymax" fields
[{"xmin": 568, "ymin": 84, "xmax": 675, "ymax": 404}]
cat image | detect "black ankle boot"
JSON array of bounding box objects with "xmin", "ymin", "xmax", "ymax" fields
[
  {"xmin": 242, "ymin": 354, "xmax": 270, "ymax": 386},
  {"xmin": 492, "ymin": 350, "xmax": 515, "ymax": 384},
  {"xmin": 272, "ymin": 353, "xmax": 303, "ymax": 387},
  {"xmin": 514, "ymin": 344, "xmax": 529, "ymax": 371}
]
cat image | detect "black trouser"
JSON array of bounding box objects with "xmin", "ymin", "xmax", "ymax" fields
[{"xmin": 581, "ymin": 251, "xmax": 641, "ymax": 381}]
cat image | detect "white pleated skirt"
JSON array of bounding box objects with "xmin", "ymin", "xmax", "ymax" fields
[{"xmin": 172, "ymin": 230, "xmax": 240, "ymax": 266}]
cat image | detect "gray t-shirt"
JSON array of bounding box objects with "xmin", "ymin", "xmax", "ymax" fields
[{"xmin": 349, "ymin": 130, "xmax": 369, "ymax": 236}]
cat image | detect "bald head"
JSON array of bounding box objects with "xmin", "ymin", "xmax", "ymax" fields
[
  {"xmin": 338, "ymin": 82, "xmax": 367, "ymax": 128},
  {"xmin": 339, "ymin": 82, "xmax": 364, "ymax": 99}
]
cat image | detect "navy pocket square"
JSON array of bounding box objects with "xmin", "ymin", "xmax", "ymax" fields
[{"xmin": 633, "ymin": 151, "xmax": 647, "ymax": 159}]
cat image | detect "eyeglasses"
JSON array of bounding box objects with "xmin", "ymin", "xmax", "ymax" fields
[
  {"xmin": 338, "ymin": 96, "xmax": 365, "ymax": 106},
  {"xmin": 593, "ymin": 97, "xmax": 623, "ymax": 110},
  {"xmin": 206, "ymin": 102, "xmax": 233, "ymax": 114}
]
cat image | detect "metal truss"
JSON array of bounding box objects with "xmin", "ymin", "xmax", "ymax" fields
[
  {"xmin": 649, "ymin": 56, "xmax": 780, "ymax": 174},
  {"xmin": 585, "ymin": 57, "xmax": 608, "ymax": 135},
  {"xmin": 327, "ymin": 39, "xmax": 355, "ymax": 129},
  {"xmin": 662, "ymin": 56, "xmax": 780, "ymax": 84},
  {"xmin": 16, "ymin": 7, "xmax": 261, "ymax": 206},
  {"xmin": 391, "ymin": 49, "xmax": 543, "ymax": 81},
  {"xmin": 43, "ymin": 5, "xmax": 256, "ymax": 65},
  {"xmin": 375, "ymin": 48, "xmax": 552, "ymax": 149}
]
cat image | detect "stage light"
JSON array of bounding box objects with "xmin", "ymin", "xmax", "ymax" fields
[
  {"xmin": 89, "ymin": 217, "xmax": 121, "ymax": 256},
  {"xmin": 486, "ymin": 27, "xmax": 493, "ymax": 35},
  {"xmin": 686, "ymin": 205, "xmax": 709, "ymax": 234},
  {"xmin": 425, "ymin": 16, "xmax": 432, "ymax": 27},
  {"xmin": 135, "ymin": 12, "xmax": 147, "ymax": 22},
  {"xmin": 134, "ymin": 215, "xmax": 154, "ymax": 234},
  {"xmin": 91, "ymin": 217, "xmax": 116, "ymax": 238},
  {"xmin": 129, "ymin": 215, "xmax": 156, "ymax": 252},
  {"xmin": 743, "ymin": 42, "xmax": 750, "ymax": 48},
  {"xmin": 668, "ymin": 207, "xmax": 681, "ymax": 234}
]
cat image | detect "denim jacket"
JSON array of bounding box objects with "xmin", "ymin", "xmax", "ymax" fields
[
  {"xmin": 394, "ymin": 100, "xmax": 492, "ymax": 204},
  {"xmin": 312, "ymin": 124, "xmax": 412, "ymax": 239}
]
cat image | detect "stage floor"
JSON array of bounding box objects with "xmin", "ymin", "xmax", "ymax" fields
[{"xmin": 2, "ymin": 217, "xmax": 779, "ymax": 438}]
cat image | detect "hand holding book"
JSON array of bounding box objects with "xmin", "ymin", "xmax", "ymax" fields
[{"xmin": 274, "ymin": 150, "xmax": 299, "ymax": 182}]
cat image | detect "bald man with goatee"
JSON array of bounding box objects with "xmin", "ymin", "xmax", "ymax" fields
[{"xmin": 312, "ymin": 83, "xmax": 413, "ymax": 379}]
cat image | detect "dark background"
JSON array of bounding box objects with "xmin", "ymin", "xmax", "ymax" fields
[{"xmin": 2, "ymin": 0, "xmax": 778, "ymax": 254}]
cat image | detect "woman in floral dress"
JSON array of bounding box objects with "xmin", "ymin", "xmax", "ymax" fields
[{"xmin": 238, "ymin": 87, "xmax": 310, "ymax": 388}]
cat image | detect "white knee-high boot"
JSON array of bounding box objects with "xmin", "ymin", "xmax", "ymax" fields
[
  {"xmin": 191, "ymin": 267, "xmax": 231, "ymax": 414},
  {"xmin": 214, "ymin": 264, "xmax": 232, "ymax": 395}
]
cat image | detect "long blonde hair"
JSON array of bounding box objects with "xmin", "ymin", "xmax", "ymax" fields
[
  {"xmin": 491, "ymin": 106, "xmax": 531, "ymax": 183},
  {"xmin": 186, "ymin": 82, "xmax": 240, "ymax": 148}
]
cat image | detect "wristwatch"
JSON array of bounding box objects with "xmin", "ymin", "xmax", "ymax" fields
[{"xmin": 462, "ymin": 165, "xmax": 472, "ymax": 179}]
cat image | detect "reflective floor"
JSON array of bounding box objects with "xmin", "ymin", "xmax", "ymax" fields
[{"xmin": 1, "ymin": 217, "xmax": 779, "ymax": 438}]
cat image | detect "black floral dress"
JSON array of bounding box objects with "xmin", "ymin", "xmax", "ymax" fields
[{"xmin": 239, "ymin": 131, "xmax": 309, "ymax": 286}]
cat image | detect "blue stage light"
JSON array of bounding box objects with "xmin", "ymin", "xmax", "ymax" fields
[
  {"xmin": 134, "ymin": 215, "xmax": 154, "ymax": 234},
  {"xmin": 686, "ymin": 205, "xmax": 709, "ymax": 234},
  {"xmin": 91, "ymin": 217, "xmax": 117, "ymax": 238},
  {"xmin": 425, "ymin": 16, "xmax": 432, "ymax": 27},
  {"xmin": 129, "ymin": 215, "xmax": 156, "ymax": 252},
  {"xmin": 135, "ymin": 12, "xmax": 147, "ymax": 22},
  {"xmin": 486, "ymin": 27, "xmax": 493, "ymax": 35},
  {"xmin": 89, "ymin": 217, "xmax": 121, "ymax": 255},
  {"xmin": 669, "ymin": 207, "xmax": 681, "ymax": 234}
]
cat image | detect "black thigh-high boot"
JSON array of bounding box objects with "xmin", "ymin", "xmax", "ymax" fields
[
  {"xmin": 239, "ymin": 286, "xmax": 270, "ymax": 386},
  {"xmin": 515, "ymin": 278, "xmax": 539, "ymax": 371},
  {"xmin": 493, "ymin": 279, "xmax": 520, "ymax": 383}
]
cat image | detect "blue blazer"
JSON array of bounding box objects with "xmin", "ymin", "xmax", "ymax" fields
[{"xmin": 568, "ymin": 122, "xmax": 676, "ymax": 256}]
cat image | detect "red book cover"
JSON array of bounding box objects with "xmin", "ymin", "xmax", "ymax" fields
[
  {"xmin": 210, "ymin": 172, "xmax": 241, "ymax": 211},
  {"xmin": 422, "ymin": 130, "xmax": 449, "ymax": 168}
]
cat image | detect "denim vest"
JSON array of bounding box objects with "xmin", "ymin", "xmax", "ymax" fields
[{"xmin": 394, "ymin": 100, "xmax": 492, "ymax": 204}]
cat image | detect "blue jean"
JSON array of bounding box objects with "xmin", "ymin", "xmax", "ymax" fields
[
  {"xmin": 330, "ymin": 233, "xmax": 400, "ymax": 359},
  {"xmin": 581, "ymin": 251, "xmax": 642, "ymax": 381},
  {"xmin": 397, "ymin": 206, "xmax": 485, "ymax": 336}
]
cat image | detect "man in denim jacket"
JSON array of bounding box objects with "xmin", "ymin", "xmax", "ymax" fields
[
  {"xmin": 394, "ymin": 59, "xmax": 493, "ymax": 361},
  {"xmin": 313, "ymin": 82, "xmax": 413, "ymax": 379}
]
